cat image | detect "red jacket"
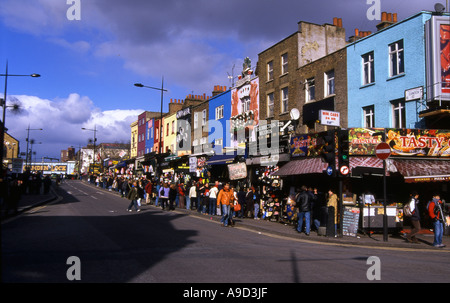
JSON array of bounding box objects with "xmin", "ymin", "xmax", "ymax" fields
[{"xmin": 428, "ymin": 199, "xmax": 443, "ymax": 220}]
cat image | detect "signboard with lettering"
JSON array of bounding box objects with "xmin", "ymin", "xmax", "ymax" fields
[
  {"xmin": 386, "ymin": 128, "xmax": 450, "ymax": 157},
  {"xmin": 348, "ymin": 128, "xmax": 384, "ymax": 156},
  {"xmin": 228, "ymin": 162, "xmax": 247, "ymax": 180},
  {"xmin": 319, "ymin": 110, "xmax": 340, "ymax": 127},
  {"xmin": 342, "ymin": 207, "xmax": 360, "ymax": 237}
]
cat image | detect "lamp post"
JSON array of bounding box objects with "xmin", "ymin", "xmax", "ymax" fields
[
  {"xmin": 134, "ymin": 77, "xmax": 167, "ymax": 180},
  {"xmin": 0, "ymin": 61, "xmax": 40, "ymax": 176},
  {"xmin": 25, "ymin": 126, "xmax": 43, "ymax": 170},
  {"xmin": 82, "ymin": 125, "xmax": 98, "ymax": 174}
]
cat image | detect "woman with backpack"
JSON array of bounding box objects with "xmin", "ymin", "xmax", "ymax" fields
[{"xmin": 405, "ymin": 191, "xmax": 421, "ymax": 244}]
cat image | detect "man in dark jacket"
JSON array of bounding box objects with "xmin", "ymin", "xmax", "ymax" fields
[{"xmin": 296, "ymin": 185, "xmax": 311, "ymax": 235}]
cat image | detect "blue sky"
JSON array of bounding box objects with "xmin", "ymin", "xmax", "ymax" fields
[{"xmin": 0, "ymin": 0, "xmax": 439, "ymax": 160}]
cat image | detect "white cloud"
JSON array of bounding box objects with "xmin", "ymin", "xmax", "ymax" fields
[{"xmin": 5, "ymin": 94, "xmax": 142, "ymax": 159}]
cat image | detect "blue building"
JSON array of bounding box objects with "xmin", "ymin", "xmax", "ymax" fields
[
  {"xmin": 207, "ymin": 89, "xmax": 231, "ymax": 155},
  {"xmin": 145, "ymin": 118, "xmax": 154, "ymax": 154},
  {"xmin": 346, "ymin": 11, "xmax": 434, "ymax": 129}
]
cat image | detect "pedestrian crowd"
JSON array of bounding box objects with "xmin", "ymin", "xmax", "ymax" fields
[{"xmin": 83, "ymin": 173, "xmax": 448, "ymax": 248}]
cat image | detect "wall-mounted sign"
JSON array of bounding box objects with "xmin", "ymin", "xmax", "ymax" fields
[
  {"xmin": 228, "ymin": 162, "xmax": 247, "ymax": 180},
  {"xmin": 405, "ymin": 86, "xmax": 424, "ymax": 101},
  {"xmin": 319, "ymin": 110, "xmax": 340, "ymax": 127}
]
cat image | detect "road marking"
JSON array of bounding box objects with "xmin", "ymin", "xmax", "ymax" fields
[{"xmin": 91, "ymin": 196, "xmax": 98, "ymax": 200}]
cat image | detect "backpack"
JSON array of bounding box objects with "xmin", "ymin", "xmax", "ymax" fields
[{"xmin": 403, "ymin": 203, "xmax": 412, "ymax": 217}]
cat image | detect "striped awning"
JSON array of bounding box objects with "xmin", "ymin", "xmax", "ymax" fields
[
  {"xmin": 271, "ymin": 158, "xmax": 328, "ymax": 176},
  {"xmin": 391, "ymin": 159, "xmax": 450, "ymax": 183}
]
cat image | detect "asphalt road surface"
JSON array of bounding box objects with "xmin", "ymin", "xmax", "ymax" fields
[{"xmin": 2, "ymin": 180, "xmax": 449, "ymax": 285}]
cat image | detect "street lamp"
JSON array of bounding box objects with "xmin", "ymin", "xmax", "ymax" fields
[
  {"xmin": 25, "ymin": 126, "xmax": 43, "ymax": 169},
  {"xmin": 0, "ymin": 61, "xmax": 40, "ymax": 176},
  {"xmin": 134, "ymin": 77, "xmax": 167, "ymax": 180},
  {"xmin": 82, "ymin": 125, "xmax": 98, "ymax": 174}
]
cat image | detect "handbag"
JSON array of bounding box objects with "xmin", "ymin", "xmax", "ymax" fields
[{"xmin": 234, "ymin": 202, "xmax": 241, "ymax": 212}]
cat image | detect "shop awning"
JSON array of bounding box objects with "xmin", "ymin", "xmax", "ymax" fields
[
  {"xmin": 206, "ymin": 154, "xmax": 236, "ymax": 165},
  {"xmin": 391, "ymin": 159, "xmax": 450, "ymax": 183},
  {"xmin": 270, "ymin": 158, "xmax": 327, "ymax": 176}
]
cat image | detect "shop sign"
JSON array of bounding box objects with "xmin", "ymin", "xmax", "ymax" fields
[
  {"xmin": 11, "ymin": 158, "xmax": 24, "ymax": 174},
  {"xmin": 290, "ymin": 133, "xmax": 324, "ymax": 157},
  {"xmin": 319, "ymin": 110, "xmax": 340, "ymax": 127},
  {"xmin": 348, "ymin": 128, "xmax": 384, "ymax": 156},
  {"xmin": 189, "ymin": 157, "xmax": 197, "ymax": 172},
  {"xmin": 228, "ymin": 162, "xmax": 247, "ymax": 180},
  {"xmin": 386, "ymin": 128, "xmax": 450, "ymax": 157}
]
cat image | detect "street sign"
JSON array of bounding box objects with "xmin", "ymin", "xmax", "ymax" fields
[
  {"xmin": 326, "ymin": 166, "xmax": 333, "ymax": 176},
  {"xmin": 340, "ymin": 165, "xmax": 349, "ymax": 175},
  {"xmin": 375, "ymin": 142, "xmax": 391, "ymax": 160}
]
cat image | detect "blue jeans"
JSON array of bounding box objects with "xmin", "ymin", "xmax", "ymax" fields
[
  {"xmin": 186, "ymin": 196, "xmax": 191, "ymax": 210},
  {"xmin": 297, "ymin": 211, "xmax": 311, "ymax": 234},
  {"xmin": 209, "ymin": 198, "xmax": 217, "ymax": 215},
  {"xmin": 221, "ymin": 204, "xmax": 231, "ymax": 226},
  {"xmin": 433, "ymin": 220, "xmax": 444, "ymax": 246},
  {"xmin": 254, "ymin": 203, "xmax": 259, "ymax": 219}
]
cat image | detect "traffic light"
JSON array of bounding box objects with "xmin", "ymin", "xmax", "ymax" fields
[
  {"xmin": 321, "ymin": 130, "xmax": 336, "ymax": 177},
  {"xmin": 338, "ymin": 129, "xmax": 350, "ymax": 176}
]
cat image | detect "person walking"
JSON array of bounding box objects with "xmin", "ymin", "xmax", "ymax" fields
[
  {"xmin": 178, "ymin": 182, "xmax": 186, "ymax": 209},
  {"xmin": 159, "ymin": 182, "xmax": 170, "ymax": 210},
  {"xmin": 199, "ymin": 182, "xmax": 210, "ymax": 215},
  {"xmin": 168, "ymin": 183, "xmax": 177, "ymax": 211},
  {"xmin": 327, "ymin": 188, "xmax": 339, "ymax": 237},
  {"xmin": 217, "ymin": 183, "xmax": 234, "ymax": 227},
  {"xmin": 145, "ymin": 179, "xmax": 153, "ymax": 205},
  {"xmin": 406, "ymin": 191, "xmax": 421, "ymax": 243},
  {"xmin": 189, "ymin": 182, "xmax": 197, "ymax": 211},
  {"xmin": 126, "ymin": 181, "xmax": 141, "ymax": 212},
  {"xmin": 428, "ymin": 193, "xmax": 446, "ymax": 248},
  {"xmin": 209, "ymin": 182, "xmax": 219, "ymax": 216},
  {"xmin": 296, "ymin": 186, "xmax": 311, "ymax": 235}
]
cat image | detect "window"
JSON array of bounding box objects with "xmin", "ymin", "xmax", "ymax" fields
[
  {"xmin": 202, "ymin": 109, "xmax": 206, "ymax": 126},
  {"xmin": 305, "ymin": 78, "xmax": 315, "ymax": 102},
  {"xmin": 362, "ymin": 52, "xmax": 375, "ymax": 85},
  {"xmin": 171, "ymin": 121, "xmax": 175, "ymax": 134},
  {"xmin": 267, "ymin": 93, "xmax": 274, "ymax": 117},
  {"xmin": 325, "ymin": 70, "xmax": 335, "ymax": 96},
  {"xmin": 281, "ymin": 53, "xmax": 288, "ymax": 75},
  {"xmin": 156, "ymin": 127, "xmax": 159, "ymax": 140},
  {"xmin": 389, "ymin": 40, "xmax": 404, "ymax": 77},
  {"xmin": 215, "ymin": 105, "xmax": 224, "ymax": 120},
  {"xmin": 363, "ymin": 105, "xmax": 375, "ymax": 127},
  {"xmin": 267, "ymin": 61, "xmax": 273, "ymax": 81},
  {"xmin": 194, "ymin": 112, "xmax": 198, "ymax": 129},
  {"xmin": 391, "ymin": 100, "xmax": 406, "ymax": 128},
  {"xmin": 166, "ymin": 123, "xmax": 169, "ymax": 136},
  {"xmin": 281, "ymin": 87, "xmax": 288, "ymax": 113},
  {"xmin": 242, "ymin": 97, "xmax": 250, "ymax": 113}
]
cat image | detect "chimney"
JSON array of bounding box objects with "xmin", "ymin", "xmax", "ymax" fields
[{"xmin": 376, "ymin": 11, "xmax": 397, "ymax": 31}]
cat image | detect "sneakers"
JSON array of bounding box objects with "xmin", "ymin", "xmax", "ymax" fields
[{"xmin": 433, "ymin": 244, "xmax": 446, "ymax": 248}]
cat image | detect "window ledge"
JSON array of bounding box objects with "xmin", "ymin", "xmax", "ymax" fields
[
  {"xmin": 386, "ymin": 73, "xmax": 405, "ymax": 82},
  {"xmin": 360, "ymin": 82, "xmax": 376, "ymax": 89}
]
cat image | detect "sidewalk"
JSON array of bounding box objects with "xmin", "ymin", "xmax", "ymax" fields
[
  {"xmin": 85, "ymin": 180, "xmax": 449, "ymax": 251},
  {"xmin": 7, "ymin": 180, "xmax": 449, "ymax": 251},
  {"xmin": 1, "ymin": 186, "xmax": 58, "ymax": 221}
]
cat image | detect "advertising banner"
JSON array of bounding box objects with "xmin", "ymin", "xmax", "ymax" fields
[
  {"xmin": 386, "ymin": 128, "xmax": 450, "ymax": 157},
  {"xmin": 348, "ymin": 128, "xmax": 384, "ymax": 156},
  {"xmin": 290, "ymin": 132, "xmax": 326, "ymax": 157},
  {"xmin": 228, "ymin": 162, "xmax": 247, "ymax": 180}
]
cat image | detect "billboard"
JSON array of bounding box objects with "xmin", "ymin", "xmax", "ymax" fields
[
  {"xmin": 386, "ymin": 128, "xmax": 450, "ymax": 157},
  {"xmin": 426, "ymin": 15, "xmax": 450, "ymax": 101}
]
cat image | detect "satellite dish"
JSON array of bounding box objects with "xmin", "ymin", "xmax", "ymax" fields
[
  {"xmin": 435, "ymin": 3, "xmax": 445, "ymax": 12},
  {"xmin": 290, "ymin": 108, "xmax": 300, "ymax": 120}
]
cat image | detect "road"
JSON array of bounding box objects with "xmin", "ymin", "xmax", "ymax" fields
[{"xmin": 2, "ymin": 180, "xmax": 449, "ymax": 285}]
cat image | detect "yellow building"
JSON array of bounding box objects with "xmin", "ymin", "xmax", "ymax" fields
[
  {"xmin": 3, "ymin": 132, "xmax": 19, "ymax": 167},
  {"xmin": 163, "ymin": 112, "xmax": 177, "ymax": 154},
  {"xmin": 130, "ymin": 120, "xmax": 138, "ymax": 159}
]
